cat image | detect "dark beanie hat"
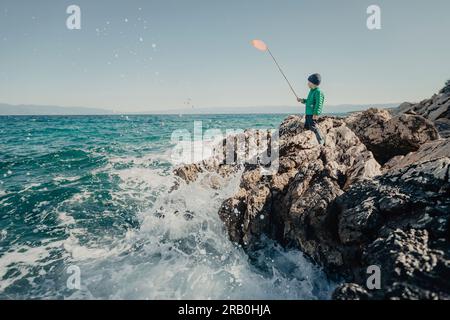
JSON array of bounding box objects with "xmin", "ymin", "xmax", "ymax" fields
[{"xmin": 308, "ymin": 73, "xmax": 321, "ymax": 86}]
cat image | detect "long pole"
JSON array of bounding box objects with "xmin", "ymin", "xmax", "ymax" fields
[{"xmin": 267, "ymin": 48, "xmax": 299, "ymax": 99}]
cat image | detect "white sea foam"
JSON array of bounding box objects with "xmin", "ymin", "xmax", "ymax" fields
[
  {"xmin": 62, "ymin": 233, "xmax": 130, "ymax": 261},
  {"xmin": 0, "ymin": 151, "xmax": 335, "ymax": 299},
  {"xmin": 0, "ymin": 241, "xmax": 64, "ymax": 292},
  {"xmin": 53, "ymin": 175, "xmax": 81, "ymax": 183},
  {"xmin": 60, "ymin": 159, "xmax": 335, "ymax": 299},
  {"xmin": 114, "ymin": 167, "xmax": 170, "ymax": 189},
  {"xmin": 57, "ymin": 211, "xmax": 76, "ymax": 225},
  {"xmin": 60, "ymin": 190, "xmax": 93, "ymax": 205}
]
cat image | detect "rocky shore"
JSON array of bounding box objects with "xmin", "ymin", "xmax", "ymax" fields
[{"xmin": 175, "ymin": 82, "xmax": 450, "ymax": 300}]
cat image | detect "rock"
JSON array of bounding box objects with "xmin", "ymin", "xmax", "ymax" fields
[
  {"xmin": 333, "ymin": 158, "xmax": 450, "ymax": 299},
  {"xmin": 218, "ymin": 119, "xmax": 449, "ymax": 299},
  {"xmin": 383, "ymin": 138, "xmax": 450, "ymax": 171},
  {"xmin": 435, "ymin": 118, "xmax": 450, "ymax": 138},
  {"xmin": 440, "ymin": 80, "xmax": 450, "ymax": 95},
  {"xmin": 278, "ymin": 115, "xmax": 305, "ymax": 139},
  {"xmin": 332, "ymin": 283, "xmax": 371, "ymax": 300},
  {"xmin": 218, "ymin": 116, "xmax": 381, "ymax": 276},
  {"xmin": 173, "ymin": 163, "xmax": 203, "ymax": 183},
  {"xmin": 172, "ymin": 92, "xmax": 449, "ymax": 300},
  {"xmin": 393, "ymin": 81, "xmax": 450, "ymax": 138},
  {"xmin": 173, "ymin": 129, "xmax": 274, "ymax": 185},
  {"xmin": 333, "ymin": 227, "xmax": 450, "ymax": 300},
  {"xmin": 346, "ymin": 108, "xmax": 439, "ymax": 164},
  {"xmin": 361, "ymin": 229, "xmax": 450, "ymax": 300}
]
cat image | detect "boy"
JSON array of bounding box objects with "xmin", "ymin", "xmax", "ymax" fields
[{"xmin": 297, "ymin": 73, "xmax": 325, "ymax": 145}]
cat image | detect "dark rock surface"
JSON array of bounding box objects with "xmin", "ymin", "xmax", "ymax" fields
[
  {"xmin": 333, "ymin": 158, "xmax": 450, "ymax": 299},
  {"xmin": 346, "ymin": 108, "xmax": 439, "ymax": 164},
  {"xmin": 393, "ymin": 81, "xmax": 450, "ymax": 138},
  {"xmin": 383, "ymin": 138, "xmax": 450, "ymax": 171}
]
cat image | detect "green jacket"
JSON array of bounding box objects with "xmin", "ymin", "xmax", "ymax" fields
[{"xmin": 302, "ymin": 87, "xmax": 325, "ymax": 115}]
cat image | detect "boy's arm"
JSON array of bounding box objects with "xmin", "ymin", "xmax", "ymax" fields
[{"xmin": 313, "ymin": 91, "xmax": 324, "ymax": 115}]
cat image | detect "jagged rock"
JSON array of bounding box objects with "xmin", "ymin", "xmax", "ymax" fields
[
  {"xmin": 278, "ymin": 115, "xmax": 305, "ymax": 139},
  {"xmin": 173, "ymin": 163, "xmax": 203, "ymax": 183},
  {"xmin": 218, "ymin": 116, "xmax": 381, "ymax": 275},
  {"xmin": 173, "ymin": 162, "xmax": 238, "ymax": 185},
  {"xmin": 393, "ymin": 81, "xmax": 450, "ymax": 138},
  {"xmin": 435, "ymin": 119, "xmax": 450, "ymax": 138},
  {"xmin": 218, "ymin": 116, "xmax": 449, "ymax": 299},
  {"xmin": 332, "ymin": 283, "xmax": 371, "ymax": 300},
  {"xmin": 334, "ymin": 228, "xmax": 450, "ymax": 300},
  {"xmin": 346, "ymin": 108, "xmax": 439, "ymax": 164},
  {"xmin": 440, "ymin": 80, "xmax": 450, "ymax": 95},
  {"xmin": 333, "ymin": 158, "xmax": 450, "ymax": 299},
  {"xmin": 361, "ymin": 229, "xmax": 450, "ymax": 300},
  {"xmin": 173, "ymin": 89, "xmax": 449, "ymax": 300},
  {"xmin": 383, "ymin": 138, "xmax": 450, "ymax": 171},
  {"xmin": 174, "ymin": 129, "xmax": 275, "ymax": 185}
]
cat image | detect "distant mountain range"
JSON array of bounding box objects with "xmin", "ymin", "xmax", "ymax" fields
[
  {"xmin": 0, "ymin": 103, "xmax": 400, "ymax": 115},
  {"xmin": 0, "ymin": 103, "xmax": 114, "ymax": 115}
]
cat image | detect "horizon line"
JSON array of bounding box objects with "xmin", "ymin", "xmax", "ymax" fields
[{"xmin": 0, "ymin": 101, "xmax": 402, "ymax": 115}]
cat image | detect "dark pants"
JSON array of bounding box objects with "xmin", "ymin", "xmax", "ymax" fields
[{"xmin": 305, "ymin": 115, "xmax": 325, "ymax": 145}]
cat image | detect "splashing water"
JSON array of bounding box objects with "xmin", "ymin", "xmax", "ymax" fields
[{"xmin": 0, "ymin": 115, "xmax": 335, "ymax": 299}]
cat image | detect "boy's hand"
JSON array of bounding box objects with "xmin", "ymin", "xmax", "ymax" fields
[{"xmin": 297, "ymin": 98, "xmax": 305, "ymax": 103}]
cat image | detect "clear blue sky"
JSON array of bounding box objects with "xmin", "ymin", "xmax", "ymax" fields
[{"xmin": 1, "ymin": 0, "xmax": 449, "ymax": 112}]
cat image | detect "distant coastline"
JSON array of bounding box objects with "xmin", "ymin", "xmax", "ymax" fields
[
  {"xmin": 0, "ymin": 102, "xmax": 400, "ymax": 116},
  {"xmin": 0, "ymin": 103, "xmax": 114, "ymax": 116}
]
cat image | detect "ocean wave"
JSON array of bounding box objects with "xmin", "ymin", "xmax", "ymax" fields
[{"xmin": 0, "ymin": 115, "xmax": 334, "ymax": 299}]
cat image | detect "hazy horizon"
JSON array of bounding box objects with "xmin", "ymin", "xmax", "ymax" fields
[{"xmin": 0, "ymin": 101, "xmax": 401, "ymax": 115}]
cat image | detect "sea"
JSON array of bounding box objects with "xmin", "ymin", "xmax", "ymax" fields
[{"xmin": 0, "ymin": 114, "xmax": 336, "ymax": 299}]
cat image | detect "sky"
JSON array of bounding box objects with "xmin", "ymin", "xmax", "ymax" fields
[{"xmin": 0, "ymin": 0, "xmax": 449, "ymax": 113}]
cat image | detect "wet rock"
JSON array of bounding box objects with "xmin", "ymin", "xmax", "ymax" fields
[
  {"xmin": 183, "ymin": 210, "xmax": 195, "ymax": 221},
  {"xmin": 174, "ymin": 129, "xmax": 275, "ymax": 184},
  {"xmin": 173, "ymin": 163, "xmax": 204, "ymax": 183}
]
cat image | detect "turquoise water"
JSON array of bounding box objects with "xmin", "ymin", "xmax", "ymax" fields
[{"xmin": 0, "ymin": 114, "xmax": 334, "ymax": 299}]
